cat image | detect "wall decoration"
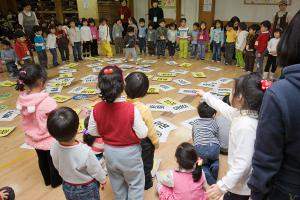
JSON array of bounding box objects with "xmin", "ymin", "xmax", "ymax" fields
[{"xmin": 244, "ymin": 0, "xmax": 291, "ymax": 5}]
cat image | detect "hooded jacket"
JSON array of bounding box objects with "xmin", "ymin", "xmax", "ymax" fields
[{"xmin": 16, "ymin": 92, "xmax": 57, "ymax": 150}]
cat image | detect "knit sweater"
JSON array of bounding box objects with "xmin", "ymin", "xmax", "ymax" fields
[
  {"xmin": 177, "ymin": 27, "xmax": 190, "ymax": 40},
  {"xmin": 210, "ymin": 28, "xmax": 224, "ymax": 45},
  {"xmin": 14, "ymin": 40, "xmax": 30, "ymax": 61},
  {"xmin": 99, "ymin": 24, "xmax": 111, "ymax": 42},
  {"xmin": 68, "ymin": 27, "xmax": 81, "ymax": 45},
  {"xmin": 0, "ymin": 48, "xmax": 17, "ymax": 63},
  {"xmin": 156, "ymin": 27, "xmax": 168, "ymax": 41},
  {"xmin": 167, "ymin": 29, "xmax": 177, "ymax": 43},
  {"xmin": 46, "ymin": 33, "xmax": 57, "ymax": 49},
  {"xmin": 80, "ymin": 26, "xmax": 92, "ymax": 42},
  {"xmin": 255, "ymin": 31, "xmax": 270, "ymax": 54},
  {"xmin": 192, "ymin": 118, "xmax": 220, "ymax": 146},
  {"xmin": 245, "ymin": 34, "xmax": 258, "ymax": 51},
  {"xmin": 147, "ymin": 29, "xmax": 157, "ymax": 42},
  {"xmin": 90, "ymin": 26, "xmax": 99, "ymax": 40},
  {"xmin": 34, "ymin": 35, "xmax": 46, "ymax": 52},
  {"xmin": 236, "ymin": 30, "xmax": 249, "ymax": 51},
  {"xmin": 138, "ymin": 26, "xmax": 147, "ymax": 38},
  {"xmin": 197, "ymin": 30, "xmax": 209, "ymax": 44},
  {"xmin": 112, "ymin": 24, "xmax": 124, "ymax": 40}
]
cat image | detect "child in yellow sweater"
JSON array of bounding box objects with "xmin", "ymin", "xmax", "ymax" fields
[
  {"xmin": 125, "ymin": 72, "xmax": 159, "ymax": 190},
  {"xmin": 225, "ymin": 22, "xmax": 237, "ymax": 65}
]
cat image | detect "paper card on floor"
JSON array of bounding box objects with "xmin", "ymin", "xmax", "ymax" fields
[
  {"xmin": 52, "ymin": 95, "xmax": 72, "ymax": 103},
  {"xmin": 50, "ymin": 77, "xmax": 74, "ymax": 83},
  {"xmin": 169, "ymin": 103, "xmax": 195, "ymax": 114},
  {"xmin": 0, "ymin": 126, "xmax": 16, "ymax": 137},
  {"xmin": 0, "ymin": 80, "xmax": 16, "ymax": 87},
  {"xmin": 92, "ymin": 67, "xmax": 103, "ymax": 73},
  {"xmin": 59, "ymin": 69, "xmax": 77, "ymax": 74},
  {"xmin": 154, "ymin": 118, "xmax": 177, "ymax": 133},
  {"xmin": 62, "ymin": 63, "xmax": 78, "ymax": 68},
  {"xmin": 147, "ymin": 75, "xmax": 154, "ymax": 79},
  {"xmin": 159, "ymin": 84, "xmax": 175, "ymax": 92},
  {"xmin": 151, "ymin": 159, "xmax": 162, "ymax": 177},
  {"xmin": 146, "ymin": 104, "xmax": 170, "ymax": 112},
  {"xmin": 106, "ymin": 60, "xmax": 123, "ymax": 65},
  {"xmin": 166, "ymin": 61, "xmax": 179, "ymax": 66},
  {"xmin": 135, "ymin": 65, "xmax": 151, "ymax": 69},
  {"xmin": 147, "ymin": 85, "xmax": 160, "ymax": 94},
  {"xmin": 20, "ymin": 143, "xmax": 34, "ymax": 150},
  {"xmin": 142, "ymin": 59, "xmax": 157, "ymax": 64},
  {"xmin": 50, "ymin": 81, "xmax": 72, "ymax": 87},
  {"xmin": 179, "ymin": 62, "xmax": 192, "ymax": 67},
  {"xmin": 45, "ymin": 86, "xmax": 63, "ymax": 93},
  {"xmin": 217, "ymin": 77, "xmax": 233, "ymax": 84},
  {"xmin": 178, "ymin": 88, "xmax": 198, "ymax": 96},
  {"xmin": 173, "ymin": 79, "xmax": 191, "ymax": 86},
  {"xmin": 198, "ymin": 81, "xmax": 219, "ymax": 89},
  {"xmin": 204, "ymin": 66, "xmax": 222, "ymax": 71},
  {"xmin": 157, "ymin": 72, "xmax": 177, "ymax": 77},
  {"xmin": 0, "ymin": 92, "xmax": 12, "ymax": 100},
  {"xmin": 157, "ymin": 97, "xmax": 180, "ymax": 106},
  {"xmin": 59, "ymin": 73, "xmax": 73, "ymax": 78},
  {"xmin": 137, "ymin": 68, "xmax": 154, "ymax": 73},
  {"xmin": 157, "ymin": 130, "xmax": 170, "ymax": 142},
  {"xmin": 81, "ymin": 75, "xmax": 98, "ymax": 84},
  {"xmin": 191, "ymin": 72, "xmax": 207, "ymax": 78},
  {"xmin": 152, "ymin": 77, "xmax": 173, "ymax": 82},
  {"xmin": 74, "ymin": 108, "xmax": 82, "ymax": 115},
  {"xmin": 80, "ymin": 75, "xmax": 98, "ymax": 81},
  {"xmin": 68, "ymin": 86, "xmax": 88, "ymax": 94},
  {"xmin": 213, "ymin": 88, "xmax": 232, "ymax": 96},
  {"xmin": 119, "ymin": 64, "xmax": 135, "ymax": 69},
  {"xmin": 0, "ymin": 110, "xmax": 19, "ymax": 121},
  {"xmin": 170, "ymin": 69, "xmax": 188, "ymax": 75},
  {"xmin": 0, "ymin": 105, "xmax": 8, "ymax": 112},
  {"xmin": 129, "ymin": 58, "xmax": 143, "ymax": 62},
  {"xmin": 210, "ymin": 92, "xmax": 225, "ymax": 99},
  {"xmin": 87, "ymin": 63, "xmax": 103, "ymax": 68},
  {"xmin": 80, "ymin": 88, "xmax": 97, "ymax": 95},
  {"xmin": 181, "ymin": 117, "xmax": 199, "ymax": 129},
  {"xmin": 79, "ymin": 119, "xmax": 85, "ymax": 133}
]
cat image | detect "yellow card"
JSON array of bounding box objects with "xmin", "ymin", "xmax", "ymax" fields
[
  {"xmin": 147, "ymin": 85, "xmax": 160, "ymax": 94},
  {"xmin": 59, "ymin": 73, "xmax": 73, "ymax": 78},
  {"xmin": 191, "ymin": 72, "xmax": 207, "ymax": 78},
  {"xmin": 64, "ymin": 63, "xmax": 78, "ymax": 68},
  {"xmin": 157, "ymin": 72, "xmax": 177, "ymax": 77},
  {"xmin": 74, "ymin": 108, "xmax": 81, "ymax": 114},
  {"xmin": 157, "ymin": 97, "xmax": 180, "ymax": 106},
  {"xmin": 0, "ymin": 126, "xmax": 15, "ymax": 137},
  {"xmin": 80, "ymin": 89, "xmax": 97, "ymax": 95},
  {"xmin": 147, "ymin": 75, "xmax": 154, "ymax": 79},
  {"xmin": 179, "ymin": 63, "xmax": 192, "ymax": 67},
  {"xmin": 0, "ymin": 80, "xmax": 16, "ymax": 87},
  {"xmin": 152, "ymin": 77, "xmax": 172, "ymax": 82},
  {"xmin": 52, "ymin": 95, "xmax": 72, "ymax": 103},
  {"xmin": 86, "ymin": 102, "xmax": 98, "ymax": 110},
  {"xmin": 79, "ymin": 119, "xmax": 85, "ymax": 133},
  {"xmin": 51, "ymin": 82, "xmax": 71, "ymax": 87}
]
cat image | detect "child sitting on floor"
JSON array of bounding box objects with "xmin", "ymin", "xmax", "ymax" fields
[{"xmin": 0, "ymin": 39, "xmax": 18, "ymax": 79}]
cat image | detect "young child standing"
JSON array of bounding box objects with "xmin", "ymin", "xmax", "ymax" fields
[
  {"xmin": 128, "ymin": 17, "xmax": 138, "ymax": 38},
  {"xmin": 99, "ymin": 18, "xmax": 113, "ymax": 58},
  {"xmin": 177, "ymin": 18, "xmax": 190, "ymax": 59},
  {"xmin": 33, "ymin": 26, "xmax": 48, "ymax": 69},
  {"xmin": 264, "ymin": 29, "xmax": 281, "ymax": 80},
  {"xmin": 156, "ymin": 19, "xmax": 168, "ymax": 59},
  {"xmin": 14, "ymin": 31, "xmax": 32, "ymax": 65},
  {"xmin": 138, "ymin": 18, "xmax": 147, "ymax": 55},
  {"xmin": 147, "ymin": 23, "xmax": 156, "ymax": 56},
  {"xmin": 80, "ymin": 18, "xmax": 93, "ymax": 58},
  {"xmin": 255, "ymin": 20, "xmax": 271, "ymax": 75},
  {"xmin": 167, "ymin": 22, "xmax": 177, "ymax": 60},
  {"xmin": 124, "ymin": 26, "xmax": 138, "ymax": 63},
  {"xmin": 15, "ymin": 64, "xmax": 62, "ymax": 188},
  {"xmin": 157, "ymin": 142, "xmax": 207, "ymax": 200},
  {"xmin": 88, "ymin": 65, "xmax": 148, "ymax": 200},
  {"xmin": 193, "ymin": 102, "xmax": 219, "ymax": 185},
  {"xmin": 244, "ymin": 24, "xmax": 259, "ymax": 73},
  {"xmin": 46, "ymin": 25, "xmax": 59, "ymax": 67},
  {"xmin": 112, "ymin": 19, "xmax": 124, "ymax": 55},
  {"xmin": 235, "ymin": 22, "xmax": 249, "ymax": 68},
  {"xmin": 89, "ymin": 18, "xmax": 99, "ymax": 57},
  {"xmin": 68, "ymin": 20, "xmax": 82, "ymax": 62},
  {"xmin": 125, "ymin": 72, "xmax": 160, "ymax": 190},
  {"xmin": 190, "ymin": 22, "xmax": 200, "ymax": 59},
  {"xmin": 210, "ymin": 20, "xmax": 224, "ymax": 63},
  {"xmin": 48, "ymin": 107, "xmax": 106, "ymax": 200},
  {"xmin": 197, "ymin": 21, "xmax": 209, "ymax": 60},
  {"xmin": 56, "ymin": 23, "xmax": 70, "ymax": 63},
  {"xmin": 1, "ymin": 40, "xmax": 18, "ymax": 78},
  {"xmin": 224, "ymin": 22, "xmax": 237, "ymax": 65}
]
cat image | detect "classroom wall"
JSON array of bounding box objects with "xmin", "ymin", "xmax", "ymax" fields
[
  {"xmin": 215, "ymin": 0, "xmax": 300, "ymax": 23},
  {"xmin": 77, "ymin": 0, "xmax": 99, "ymax": 20}
]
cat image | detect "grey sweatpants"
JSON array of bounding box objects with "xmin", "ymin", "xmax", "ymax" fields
[
  {"xmin": 125, "ymin": 48, "xmax": 137, "ymax": 62},
  {"xmin": 104, "ymin": 144, "xmax": 145, "ymax": 200}
]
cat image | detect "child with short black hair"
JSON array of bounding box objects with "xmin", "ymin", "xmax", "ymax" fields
[
  {"xmin": 33, "ymin": 25, "xmax": 48, "ymax": 69},
  {"xmin": 128, "ymin": 17, "xmax": 138, "ymax": 38},
  {"xmin": 235, "ymin": 22, "xmax": 249, "ymax": 68},
  {"xmin": 147, "ymin": 23, "xmax": 156, "ymax": 56},
  {"xmin": 68, "ymin": 19, "xmax": 82, "ymax": 62},
  {"xmin": 191, "ymin": 22, "xmax": 200, "ymax": 59},
  {"xmin": 157, "ymin": 142, "xmax": 207, "ymax": 200},
  {"xmin": 177, "ymin": 18, "xmax": 190, "ymax": 58},
  {"xmin": 125, "ymin": 72, "xmax": 159, "ymax": 190},
  {"xmin": 124, "ymin": 26, "xmax": 138, "ymax": 63},
  {"xmin": 99, "ymin": 18, "xmax": 113, "ymax": 58},
  {"xmin": 46, "ymin": 25, "xmax": 59, "ymax": 67},
  {"xmin": 198, "ymin": 21, "xmax": 209, "ymax": 60},
  {"xmin": 112, "ymin": 18, "xmax": 124, "ymax": 55},
  {"xmin": 138, "ymin": 18, "xmax": 147, "ymax": 55},
  {"xmin": 167, "ymin": 22, "xmax": 177, "ymax": 60},
  {"xmin": 193, "ymin": 102, "xmax": 219, "ymax": 185},
  {"xmin": 16, "ymin": 64, "xmax": 62, "ymax": 188},
  {"xmin": 14, "ymin": 30, "xmax": 32, "ymax": 65},
  {"xmin": 245, "ymin": 24, "xmax": 259, "ymax": 72},
  {"xmin": 225, "ymin": 22, "xmax": 237, "ymax": 65},
  {"xmin": 81, "ymin": 18, "xmax": 92, "ymax": 58},
  {"xmin": 48, "ymin": 107, "xmax": 106, "ymax": 200},
  {"xmin": 89, "ymin": 18, "xmax": 99, "ymax": 57},
  {"xmin": 156, "ymin": 18, "xmax": 168, "ymax": 59},
  {"xmin": 56, "ymin": 23, "xmax": 70, "ymax": 63},
  {"xmin": 1, "ymin": 39, "xmax": 18, "ymax": 78},
  {"xmin": 210, "ymin": 20, "xmax": 224, "ymax": 62}
]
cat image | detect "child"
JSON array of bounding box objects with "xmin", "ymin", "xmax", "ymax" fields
[
  {"xmin": 147, "ymin": 23, "xmax": 156, "ymax": 56},
  {"xmin": 112, "ymin": 18, "xmax": 124, "ymax": 55},
  {"xmin": 89, "ymin": 18, "xmax": 99, "ymax": 57},
  {"xmin": 0, "ymin": 186, "xmax": 15, "ymax": 200},
  {"xmin": 245, "ymin": 24, "xmax": 259, "ymax": 73},
  {"xmin": 255, "ymin": 20, "xmax": 271, "ymax": 75},
  {"xmin": 48, "ymin": 107, "xmax": 106, "ymax": 200},
  {"xmin": 157, "ymin": 142, "xmax": 207, "ymax": 200},
  {"xmin": 88, "ymin": 65, "xmax": 148, "ymax": 200},
  {"xmin": 33, "ymin": 25, "xmax": 48, "ymax": 69},
  {"xmin": 124, "ymin": 26, "xmax": 138, "ymax": 63},
  {"xmin": 125, "ymin": 72, "xmax": 160, "ymax": 190},
  {"xmin": 224, "ymin": 22, "xmax": 237, "ymax": 65},
  {"xmin": 14, "ymin": 30, "xmax": 32, "ymax": 65},
  {"xmin": 0, "ymin": 40, "xmax": 18, "ymax": 78},
  {"xmin": 46, "ymin": 25, "xmax": 59, "ymax": 67},
  {"xmin": 198, "ymin": 73, "xmax": 265, "ymax": 200},
  {"xmin": 15, "ymin": 64, "xmax": 62, "ymax": 188},
  {"xmin": 264, "ymin": 29, "xmax": 281, "ymax": 80},
  {"xmin": 68, "ymin": 19, "xmax": 82, "ymax": 62},
  {"xmin": 167, "ymin": 22, "xmax": 177, "ymax": 60},
  {"xmin": 197, "ymin": 21, "xmax": 209, "ymax": 60},
  {"xmin": 156, "ymin": 19, "xmax": 168, "ymax": 59},
  {"xmin": 80, "ymin": 18, "xmax": 92, "ymax": 58},
  {"xmin": 193, "ymin": 102, "xmax": 219, "ymax": 185},
  {"xmin": 14, "ymin": 24, "xmax": 34, "ymax": 59},
  {"xmin": 210, "ymin": 20, "xmax": 224, "ymax": 62},
  {"xmin": 235, "ymin": 22, "xmax": 248, "ymax": 68},
  {"xmin": 128, "ymin": 17, "xmax": 138, "ymax": 38},
  {"xmin": 138, "ymin": 18, "xmax": 147, "ymax": 55},
  {"xmin": 191, "ymin": 22, "xmax": 200, "ymax": 59},
  {"xmin": 56, "ymin": 23, "xmax": 70, "ymax": 63},
  {"xmin": 177, "ymin": 18, "xmax": 190, "ymax": 59},
  {"xmin": 99, "ymin": 18, "xmax": 113, "ymax": 58}
]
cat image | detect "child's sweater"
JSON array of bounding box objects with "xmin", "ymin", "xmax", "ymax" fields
[
  {"xmin": 68, "ymin": 27, "xmax": 81, "ymax": 45},
  {"xmin": 210, "ymin": 28, "xmax": 224, "ymax": 45},
  {"xmin": 156, "ymin": 27, "xmax": 168, "ymax": 41},
  {"xmin": 147, "ymin": 29, "xmax": 157, "ymax": 42},
  {"xmin": 245, "ymin": 34, "xmax": 258, "ymax": 51},
  {"xmin": 197, "ymin": 30, "xmax": 209, "ymax": 44},
  {"xmin": 123, "ymin": 35, "xmax": 136, "ymax": 48},
  {"xmin": 192, "ymin": 118, "xmax": 219, "ymax": 146},
  {"xmin": 99, "ymin": 24, "xmax": 111, "ymax": 42},
  {"xmin": 167, "ymin": 29, "xmax": 177, "ymax": 43},
  {"xmin": 255, "ymin": 31, "xmax": 270, "ymax": 54},
  {"xmin": 226, "ymin": 29, "xmax": 237, "ymax": 43},
  {"xmin": 56, "ymin": 30, "xmax": 69, "ymax": 46},
  {"xmin": 80, "ymin": 26, "xmax": 92, "ymax": 42},
  {"xmin": 0, "ymin": 48, "xmax": 16, "ymax": 63},
  {"xmin": 46, "ymin": 33, "xmax": 57, "ymax": 49},
  {"xmin": 191, "ymin": 30, "xmax": 199, "ymax": 44},
  {"xmin": 138, "ymin": 26, "xmax": 147, "ymax": 38},
  {"xmin": 177, "ymin": 27, "xmax": 190, "ymax": 40},
  {"xmin": 267, "ymin": 38, "xmax": 280, "ymax": 56},
  {"xmin": 34, "ymin": 35, "xmax": 46, "ymax": 52},
  {"xmin": 236, "ymin": 30, "xmax": 249, "ymax": 51},
  {"xmin": 14, "ymin": 40, "xmax": 30, "ymax": 61},
  {"xmin": 16, "ymin": 92, "xmax": 57, "ymax": 150},
  {"xmin": 112, "ymin": 24, "xmax": 124, "ymax": 40},
  {"xmin": 90, "ymin": 26, "xmax": 99, "ymax": 40}
]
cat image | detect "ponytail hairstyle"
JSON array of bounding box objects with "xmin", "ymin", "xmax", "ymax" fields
[
  {"xmin": 15, "ymin": 64, "xmax": 47, "ymax": 91},
  {"xmin": 175, "ymin": 142, "xmax": 203, "ymax": 182},
  {"xmin": 82, "ymin": 115, "xmax": 97, "ymax": 147},
  {"xmin": 98, "ymin": 65, "xmax": 124, "ymax": 104}
]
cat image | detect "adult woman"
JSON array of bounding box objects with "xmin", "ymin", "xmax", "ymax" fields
[
  {"xmin": 273, "ymin": 0, "xmax": 291, "ymax": 31},
  {"xmin": 249, "ymin": 10, "xmax": 300, "ymax": 200},
  {"xmin": 118, "ymin": 0, "xmax": 131, "ymax": 35},
  {"xmin": 230, "ymin": 16, "xmax": 240, "ymax": 31},
  {"xmin": 148, "ymin": 0, "xmax": 164, "ymax": 29}
]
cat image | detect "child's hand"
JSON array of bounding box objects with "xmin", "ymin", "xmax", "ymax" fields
[
  {"xmin": 100, "ymin": 182, "xmax": 106, "ymax": 190},
  {"xmin": 257, "ymin": 53, "xmax": 261, "ymax": 57},
  {"xmin": 205, "ymin": 184, "xmax": 223, "ymax": 200},
  {"xmin": 195, "ymin": 89, "xmax": 206, "ymax": 97},
  {"xmin": 0, "ymin": 190, "xmax": 9, "ymax": 200}
]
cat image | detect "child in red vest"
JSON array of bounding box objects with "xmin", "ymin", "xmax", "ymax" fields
[
  {"xmin": 14, "ymin": 31, "xmax": 32, "ymax": 65},
  {"xmin": 88, "ymin": 65, "xmax": 148, "ymax": 200}
]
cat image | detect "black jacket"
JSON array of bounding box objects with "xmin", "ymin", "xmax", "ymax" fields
[{"xmin": 148, "ymin": 7, "xmax": 164, "ymax": 29}]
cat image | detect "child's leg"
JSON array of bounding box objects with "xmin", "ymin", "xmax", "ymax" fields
[
  {"xmin": 72, "ymin": 45, "xmax": 78, "ymax": 62},
  {"xmin": 223, "ymin": 192, "xmax": 250, "ymax": 200},
  {"xmin": 200, "ymin": 43, "xmax": 206, "ymax": 59},
  {"xmin": 142, "ymin": 38, "xmax": 147, "ymax": 53},
  {"xmin": 156, "ymin": 41, "xmax": 161, "ymax": 56},
  {"xmin": 216, "ymin": 43, "xmax": 221, "ymax": 61},
  {"xmin": 256, "ymin": 52, "xmax": 264, "ymax": 75},
  {"xmin": 161, "ymin": 40, "xmax": 166, "ymax": 57},
  {"xmin": 202, "ymin": 164, "xmax": 216, "ymax": 185},
  {"xmin": 86, "ymin": 41, "xmax": 91, "ymax": 57},
  {"xmin": 76, "ymin": 42, "xmax": 82, "ymax": 60},
  {"xmin": 42, "ymin": 50, "xmax": 48, "ymax": 69},
  {"xmin": 64, "ymin": 44, "xmax": 70, "ymax": 60},
  {"xmin": 104, "ymin": 42, "xmax": 113, "ymax": 57},
  {"xmin": 183, "ymin": 40, "xmax": 188, "ymax": 58},
  {"xmin": 141, "ymin": 138, "xmax": 155, "ymax": 190},
  {"xmin": 125, "ymin": 48, "xmax": 130, "ymax": 61},
  {"xmin": 212, "ymin": 42, "xmax": 217, "ymax": 61},
  {"xmin": 248, "ymin": 52, "xmax": 255, "ymax": 72},
  {"xmin": 58, "ymin": 44, "xmax": 66, "ymax": 61},
  {"xmin": 50, "ymin": 49, "xmax": 57, "ymax": 65},
  {"xmin": 179, "ymin": 40, "xmax": 184, "ymax": 58},
  {"xmin": 100, "ymin": 42, "xmax": 106, "ymax": 56},
  {"xmin": 270, "ymin": 55, "xmax": 277, "ymax": 74},
  {"xmin": 132, "ymin": 48, "xmax": 138, "ymax": 62},
  {"xmin": 35, "ymin": 149, "xmax": 51, "ymax": 186}
]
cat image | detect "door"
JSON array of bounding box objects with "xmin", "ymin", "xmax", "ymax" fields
[{"xmin": 181, "ymin": 0, "xmax": 199, "ymax": 30}]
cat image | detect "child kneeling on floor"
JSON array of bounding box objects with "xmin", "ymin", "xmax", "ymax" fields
[{"xmin": 48, "ymin": 107, "xmax": 107, "ymax": 200}]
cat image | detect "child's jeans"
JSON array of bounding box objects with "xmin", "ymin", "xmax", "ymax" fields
[
  {"xmin": 6, "ymin": 61, "xmax": 18, "ymax": 76},
  {"xmin": 37, "ymin": 50, "xmax": 48, "ymax": 69},
  {"xmin": 72, "ymin": 42, "xmax": 82, "ymax": 62},
  {"xmin": 82, "ymin": 41, "xmax": 91, "ymax": 57},
  {"xmin": 190, "ymin": 44, "xmax": 198, "ymax": 58},
  {"xmin": 236, "ymin": 49, "xmax": 245, "ymax": 68},
  {"xmin": 157, "ymin": 40, "xmax": 167, "ymax": 56},
  {"xmin": 141, "ymin": 138, "xmax": 155, "ymax": 190},
  {"xmin": 62, "ymin": 180, "xmax": 100, "ymax": 200},
  {"xmin": 256, "ymin": 52, "xmax": 265, "ymax": 75},
  {"xmin": 58, "ymin": 43, "xmax": 70, "ymax": 61},
  {"xmin": 198, "ymin": 43, "xmax": 206, "ymax": 60},
  {"xmin": 125, "ymin": 48, "xmax": 137, "ymax": 62},
  {"xmin": 179, "ymin": 39, "xmax": 188, "ymax": 58},
  {"xmin": 138, "ymin": 37, "xmax": 146, "ymax": 54},
  {"xmin": 148, "ymin": 41, "xmax": 156, "ymax": 55},
  {"xmin": 212, "ymin": 41, "xmax": 221, "ymax": 61},
  {"xmin": 167, "ymin": 41, "xmax": 176, "ymax": 57},
  {"xmin": 225, "ymin": 42, "xmax": 235, "ymax": 64},
  {"xmin": 49, "ymin": 48, "xmax": 59, "ymax": 66}
]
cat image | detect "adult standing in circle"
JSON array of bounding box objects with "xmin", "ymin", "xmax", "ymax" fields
[
  {"xmin": 18, "ymin": 1, "xmax": 39, "ymax": 42},
  {"xmin": 273, "ymin": 0, "xmax": 291, "ymax": 32},
  {"xmin": 230, "ymin": 16, "xmax": 240, "ymax": 31},
  {"xmin": 118, "ymin": 0, "xmax": 132, "ymax": 36},
  {"xmin": 249, "ymin": 10, "xmax": 300, "ymax": 200},
  {"xmin": 148, "ymin": 0, "xmax": 164, "ymax": 29}
]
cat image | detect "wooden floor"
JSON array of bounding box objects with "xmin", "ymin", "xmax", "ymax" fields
[{"xmin": 0, "ymin": 53, "xmax": 245, "ymax": 200}]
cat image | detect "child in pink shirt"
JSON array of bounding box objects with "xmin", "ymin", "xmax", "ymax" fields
[
  {"xmin": 89, "ymin": 18, "xmax": 99, "ymax": 57},
  {"xmin": 16, "ymin": 64, "xmax": 62, "ymax": 188}
]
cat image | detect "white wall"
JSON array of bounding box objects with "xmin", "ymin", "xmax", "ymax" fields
[
  {"xmin": 133, "ymin": 0, "xmax": 148, "ymax": 23},
  {"xmin": 215, "ymin": 0, "xmax": 300, "ymax": 22}
]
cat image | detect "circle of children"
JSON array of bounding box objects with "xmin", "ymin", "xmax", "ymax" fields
[{"xmin": 0, "ymin": 6, "xmax": 289, "ymax": 200}]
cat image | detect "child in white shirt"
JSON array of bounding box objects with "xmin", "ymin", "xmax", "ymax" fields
[
  {"xmin": 99, "ymin": 18, "xmax": 113, "ymax": 57},
  {"xmin": 80, "ymin": 18, "xmax": 92, "ymax": 58},
  {"xmin": 46, "ymin": 25, "xmax": 59, "ymax": 66},
  {"xmin": 235, "ymin": 22, "xmax": 249, "ymax": 68}
]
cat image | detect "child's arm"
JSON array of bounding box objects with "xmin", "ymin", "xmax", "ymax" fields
[
  {"xmin": 86, "ymin": 149, "xmax": 107, "ymax": 184},
  {"xmin": 89, "ymin": 29, "xmax": 93, "ymax": 41},
  {"xmin": 156, "ymin": 170, "xmax": 174, "ymax": 188},
  {"xmin": 112, "ymin": 25, "xmax": 116, "ymax": 41},
  {"xmin": 143, "ymin": 106, "xmax": 159, "ymax": 149},
  {"xmin": 88, "ymin": 110, "xmax": 100, "ymax": 136},
  {"xmin": 133, "ymin": 107, "xmax": 148, "ymax": 139},
  {"xmin": 36, "ymin": 98, "xmax": 58, "ymax": 134}
]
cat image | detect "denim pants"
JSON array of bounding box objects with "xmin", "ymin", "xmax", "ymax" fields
[
  {"xmin": 73, "ymin": 42, "xmax": 82, "ymax": 62},
  {"xmin": 225, "ymin": 42, "xmax": 235, "ymax": 64},
  {"xmin": 62, "ymin": 181, "xmax": 100, "ymax": 200},
  {"xmin": 58, "ymin": 43, "xmax": 70, "ymax": 61},
  {"xmin": 212, "ymin": 41, "xmax": 221, "ymax": 61},
  {"xmin": 138, "ymin": 37, "xmax": 146, "ymax": 54},
  {"xmin": 266, "ymin": 184, "xmax": 300, "ymax": 200},
  {"xmin": 223, "ymin": 192, "xmax": 249, "ymax": 200},
  {"xmin": 6, "ymin": 62, "xmax": 18, "ymax": 76},
  {"xmin": 148, "ymin": 41, "xmax": 156, "ymax": 55},
  {"xmin": 157, "ymin": 40, "xmax": 167, "ymax": 56},
  {"xmin": 49, "ymin": 48, "xmax": 59, "ymax": 66},
  {"xmin": 256, "ymin": 51, "xmax": 265, "ymax": 75},
  {"xmin": 198, "ymin": 43, "xmax": 206, "ymax": 60},
  {"xmin": 37, "ymin": 50, "xmax": 48, "ymax": 69},
  {"xmin": 190, "ymin": 44, "xmax": 198, "ymax": 58}
]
